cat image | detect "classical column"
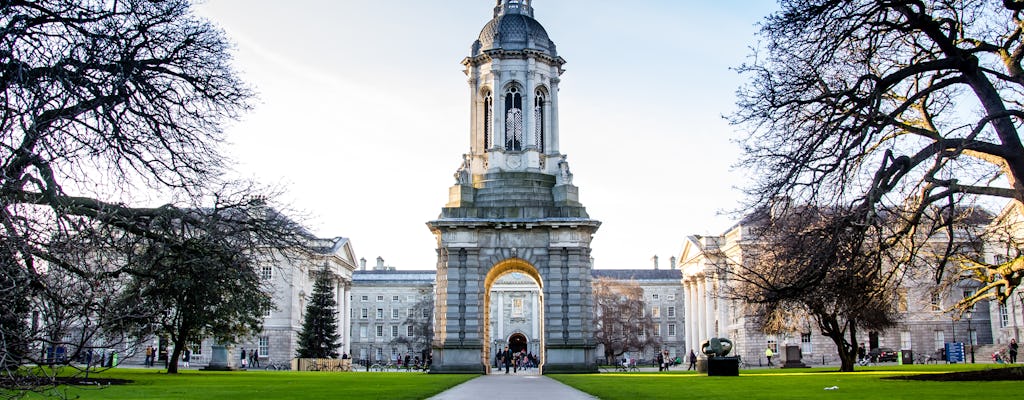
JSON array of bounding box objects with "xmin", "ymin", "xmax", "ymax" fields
[
  {"xmin": 704, "ymin": 275, "xmax": 715, "ymax": 340},
  {"xmin": 342, "ymin": 281, "xmax": 352, "ymax": 355},
  {"xmin": 497, "ymin": 290, "xmax": 505, "ymax": 342},
  {"xmin": 686, "ymin": 280, "xmax": 696, "ymax": 350},
  {"xmin": 696, "ymin": 277, "xmax": 706, "ymax": 347}
]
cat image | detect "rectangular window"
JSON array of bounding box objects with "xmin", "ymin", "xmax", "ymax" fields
[
  {"xmin": 260, "ymin": 266, "xmax": 272, "ymax": 280},
  {"xmin": 652, "ymin": 294, "xmax": 660, "ymax": 300},
  {"xmin": 408, "ymin": 308, "xmax": 415, "ymax": 318},
  {"xmin": 963, "ymin": 290, "xmax": 976, "ymax": 311},
  {"xmin": 667, "ymin": 294, "xmax": 675, "ymax": 301},
  {"xmin": 361, "ymin": 308, "xmax": 368, "ymax": 319},
  {"xmin": 377, "ymin": 295, "xmax": 384, "ymax": 301},
  {"xmin": 375, "ymin": 348, "xmax": 383, "ymax": 360},
  {"xmin": 407, "ymin": 325, "xmax": 414, "ymax": 336},
  {"xmin": 259, "ymin": 336, "xmax": 269, "ymax": 357},
  {"xmin": 667, "ymin": 306, "xmax": 676, "ymax": 318},
  {"xmin": 667, "ymin": 324, "xmax": 676, "ymax": 337},
  {"xmin": 969, "ymin": 329, "xmax": 978, "ymax": 346},
  {"xmin": 512, "ymin": 298, "xmax": 524, "ymax": 318},
  {"xmin": 392, "ymin": 309, "xmax": 399, "ymax": 319},
  {"xmin": 422, "ymin": 308, "xmax": 430, "ymax": 318},
  {"xmin": 265, "ymin": 307, "xmax": 272, "ymax": 317},
  {"xmin": 638, "ymin": 326, "xmax": 646, "ymax": 338},
  {"xmin": 1000, "ymin": 304, "xmax": 1010, "ymax": 328},
  {"xmin": 392, "ymin": 295, "xmax": 400, "ymax": 302},
  {"xmin": 376, "ymin": 308, "xmax": 384, "ymax": 319},
  {"xmin": 359, "ymin": 325, "xmax": 367, "ymax": 339},
  {"xmin": 801, "ymin": 333, "xmax": 812, "ymax": 355},
  {"xmin": 376, "ymin": 325, "xmax": 383, "ymax": 337},
  {"xmin": 361, "ymin": 295, "xmax": 368, "ymax": 302},
  {"xmin": 392, "ymin": 326, "xmax": 399, "ymax": 337},
  {"xmin": 652, "ymin": 306, "xmax": 661, "ymax": 318},
  {"xmin": 767, "ymin": 339, "xmax": 778, "ymax": 354},
  {"xmin": 934, "ymin": 331, "xmax": 945, "ymax": 350},
  {"xmin": 930, "ymin": 293, "xmax": 942, "ymax": 311},
  {"xmin": 407, "ymin": 295, "xmax": 416, "ymax": 301},
  {"xmin": 900, "ymin": 331, "xmax": 912, "ymax": 350}
]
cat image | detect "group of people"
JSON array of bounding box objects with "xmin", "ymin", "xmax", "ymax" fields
[
  {"xmin": 994, "ymin": 338, "xmax": 1019, "ymax": 363},
  {"xmin": 495, "ymin": 347, "xmax": 537, "ymax": 373},
  {"xmin": 240, "ymin": 347, "xmax": 260, "ymax": 368}
]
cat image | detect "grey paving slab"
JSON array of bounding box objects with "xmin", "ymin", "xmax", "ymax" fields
[{"xmin": 428, "ymin": 373, "xmax": 598, "ymax": 400}]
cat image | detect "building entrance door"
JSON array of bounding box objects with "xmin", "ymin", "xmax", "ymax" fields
[{"xmin": 509, "ymin": 333, "xmax": 528, "ymax": 354}]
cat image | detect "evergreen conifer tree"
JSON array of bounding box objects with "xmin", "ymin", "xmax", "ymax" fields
[{"xmin": 296, "ymin": 270, "xmax": 342, "ymax": 358}]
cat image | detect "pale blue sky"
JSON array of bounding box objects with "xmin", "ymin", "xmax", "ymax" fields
[{"xmin": 194, "ymin": 0, "xmax": 779, "ymax": 270}]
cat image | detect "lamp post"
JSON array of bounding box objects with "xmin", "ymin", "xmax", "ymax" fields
[{"xmin": 966, "ymin": 311, "xmax": 975, "ymax": 364}]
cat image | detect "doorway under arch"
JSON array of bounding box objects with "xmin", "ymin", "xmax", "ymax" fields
[
  {"xmin": 483, "ymin": 258, "xmax": 544, "ymax": 374},
  {"xmin": 508, "ymin": 333, "xmax": 528, "ymax": 354}
]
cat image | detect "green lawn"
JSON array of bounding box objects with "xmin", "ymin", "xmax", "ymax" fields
[
  {"xmin": 12, "ymin": 369, "xmax": 475, "ymax": 400},
  {"xmin": 5, "ymin": 364, "xmax": 1021, "ymax": 400},
  {"xmin": 552, "ymin": 364, "xmax": 1022, "ymax": 400}
]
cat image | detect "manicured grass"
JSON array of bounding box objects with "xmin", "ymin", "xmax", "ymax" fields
[
  {"xmin": 11, "ymin": 369, "xmax": 475, "ymax": 400},
  {"xmin": 551, "ymin": 364, "xmax": 1021, "ymax": 400}
]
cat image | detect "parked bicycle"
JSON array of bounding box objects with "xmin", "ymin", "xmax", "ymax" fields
[{"xmin": 264, "ymin": 359, "xmax": 291, "ymax": 371}]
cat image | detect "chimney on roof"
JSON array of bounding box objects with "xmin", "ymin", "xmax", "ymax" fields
[
  {"xmin": 652, "ymin": 255, "xmax": 659, "ymax": 270},
  {"xmin": 359, "ymin": 257, "xmax": 366, "ymax": 271},
  {"xmin": 669, "ymin": 256, "xmax": 677, "ymax": 270},
  {"xmin": 375, "ymin": 256, "xmax": 385, "ymax": 270}
]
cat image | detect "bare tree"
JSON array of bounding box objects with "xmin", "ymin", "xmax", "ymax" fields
[
  {"xmin": 389, "ymin": 295, "xmax": 434, "ymax": 366},
  {"xmin": 0, "ymin": 0, "xmax": 270, "ymax": 393},
  {"xmin": 592, "ymin": 278, "xmax": 660, "ymax": 365},
  {"xmin": 726, "ymin": 206, "xmax": 900, "ymax": 372},
  {"xmin": 731, "ymin": 0, "xmax": 1024, "ymax": 308}
]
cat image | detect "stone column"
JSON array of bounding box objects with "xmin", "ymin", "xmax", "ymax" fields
[
  {"xmin": 524, "ymin": 61, "xmax": 535, "ymax": 149},
  {"xmin": 685, "ymin": 279, "xmax": 695, "ymax": 351},
  {"xmin": 696, "ymin": 277, "xmax": 706, "ymax": 347},
  {"xmin": 497, "ymin": 290, "xmax": 505, "ymax": 342},
  {"xmin": 342, "ymin": 281, "xmax": 352, "ymax": 355},
  {"xmin": 704, "ymin": 275, "xmax": 715, "ymax": 340}
]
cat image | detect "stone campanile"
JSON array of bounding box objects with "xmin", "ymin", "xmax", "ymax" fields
[{"xmin": 426, "ymin": 0, "xmax": 600, "ymax": 374}]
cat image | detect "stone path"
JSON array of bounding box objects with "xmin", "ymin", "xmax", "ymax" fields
[{"xmin": 428, "ymin": 373, "xmax": 597, "ymax": 400}]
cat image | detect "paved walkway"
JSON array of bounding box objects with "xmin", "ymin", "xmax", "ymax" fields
[{"xmin": 428, "ymin": 373, "xmax": 597, "ymax": 400}]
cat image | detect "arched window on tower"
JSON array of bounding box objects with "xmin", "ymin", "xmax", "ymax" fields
[
  {"xmin": 534, "ymin": 89, "xmax": 545, "ymax": 153},
  {"xmin": 483, "ymin": 91, "xmax": 493, "ymax": 149},
  {"xmin": 505, "ymin": 86, "xmax": 523, "ymax": 151}
]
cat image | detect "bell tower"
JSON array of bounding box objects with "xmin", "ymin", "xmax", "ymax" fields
[{"xmin": 428, "ymin": 0, "xmax": 600, "ymax": 374}]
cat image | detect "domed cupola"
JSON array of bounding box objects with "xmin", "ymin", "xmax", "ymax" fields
[{"xmin": 472, "ymin": 0, "xmax": 557, "ymax": 57}]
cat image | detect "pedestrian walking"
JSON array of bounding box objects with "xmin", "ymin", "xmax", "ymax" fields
[
  {"xmin": 765, "ymin": 346, "xmax": 774, "ymax": 366},
  {"xmin": 1010, "ymin": 338, "xmax": 1019, "ymax": 363},
  {"xmin": 688, "ymin": 349, "xmax": 697, "ymax": 371},
  {"xmin": 182, "ymin": 348, "xmax": 191, "ymax": 368}
]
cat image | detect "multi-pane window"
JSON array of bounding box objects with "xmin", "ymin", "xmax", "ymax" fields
[
  {"xmin": 377, "ymin": 295, "xmax": 384, "ymax": 301},
  {"xmin": 667, "ymin": 294, "xmax": 676, "ymax": 301},
  {"xmin": 260, "ymin": 266, "xmax": 272, "ymax": 280},
  {"xmin": 375, "ymin": 348, "xmax": 383, "ymax": 360},
  {"xmin": 392, "ymin": 309, "xmax": 399, "ymax": 319},
  {"xmin": 767, "ymin": 339, "xmax": 778, "ymax": 353},
  {"xmin": 930, "ymin": 293, "xmax": 942, "ymax": 310},
  {"xmin": 376, "ymin": 325, "xmax": 384, "ymax": 337},
  {"xmin": 376, "ymin": 308, "xmax": 384, "ymax": 319},
  {"xmin": 1000, "ymin": 304, "xmax": 1009, "ymax": 328},
  {"xmin": 900, "ymin": 331, "xmax": 912, "ymax": 350},
  {"xmin": 359, "ymin": 326, "xmax": 367, "ymax": 339},
  {"xmin": 422, "ymin": 308, "xmax": 430, "ymax": 318},
  {"xmin": 667, "ymin": 306, "xmax": 675, "ymax": 318},
  {"xmin": 652, "ymin": 294, "xmax": 660, "ymax": 300},
  {"xmin": 534, "ymin": 89, "xmax": 544, "ymax": 152},
  {"xmin": 934, "ymin": 331, "xmax": 945, "ymax": 351},
  {"xmin": 483, "ymin": 91, "xmax": 493, "ymax": 149},
  {"xmin": 652, "ymin": 307, "xmax": 661, "ymax": 318},
  {"xmin": 505, "ymin": 86, "xmax": 523, "ymax": 151},
  {"xmin": 667, "ymin": 324, "xmax": 676, "ymax": 337},
  {"xmin": 801, "ymin": 333, "xmax": 812, "ymax": 355},
  {"xmin": 407, "ymin": 326, "xmax": 414, "ymax": 336},
  {"xmin": 361, "ymin": 308, "xmax": 368, "ymax": 319},
  {"xmin": 963, "ymin": 290, "xmax": 976, "ymax": 311},
  {"xmin": 408, "ymin": 308, "xmax": 415, "ymax": 318},
  {"xmin": 654, "ymin": 324, "xmax": 661, "ymax": 336},
  {"xmin": 361, "ymin": 295, "xmax": 368, "ymax": 302},
  {"xmin": 393, "ymin": 295, "xmax": 400, "ymax": 302},
  {"xmin": 392, "ymin": 326, "xmax": 399, "ymax": 337},
  {"xmin": 259, "ymin": 336, "xmax": 269, "ymax": 358}
]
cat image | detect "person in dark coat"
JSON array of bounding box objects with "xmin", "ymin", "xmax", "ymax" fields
[{"xmin": 687, "ymin": 349, "xmax": 697, "ymax": 371}]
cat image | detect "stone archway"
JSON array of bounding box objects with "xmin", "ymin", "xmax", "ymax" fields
[{"xmin": 482, "ymin": 258, "xmax": 544, "ymax": 374}]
